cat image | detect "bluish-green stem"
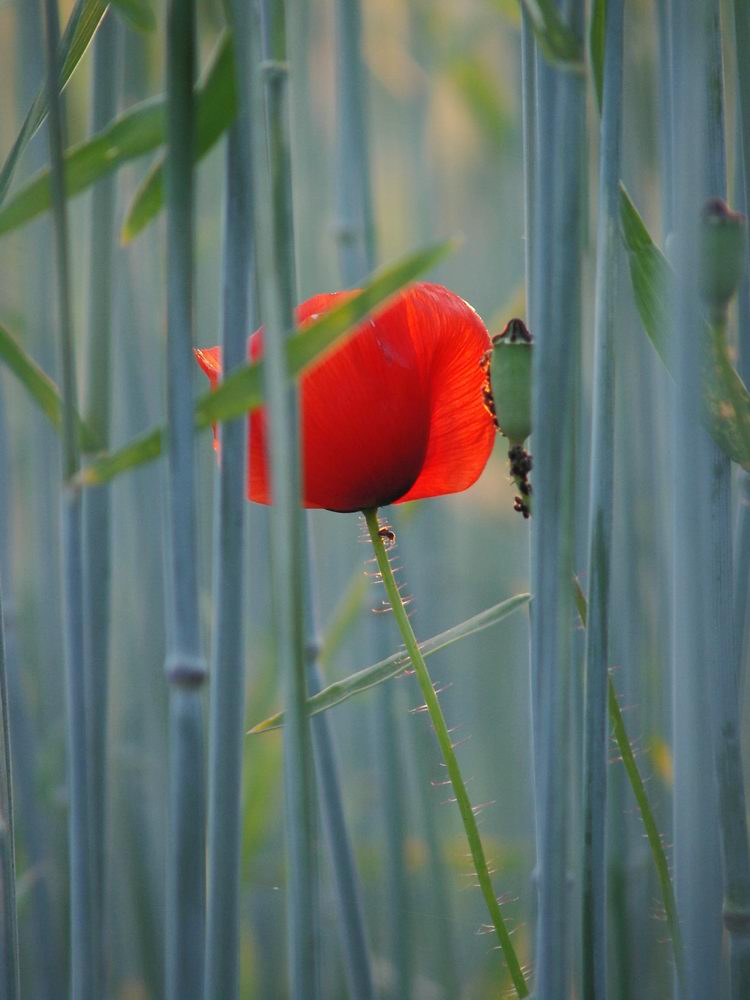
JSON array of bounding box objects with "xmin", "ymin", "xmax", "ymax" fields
[
  {"xmin": 304, "ymin": 526, "xmax": 376, "ymax": 1000},
  {"xmin": 164, "ymin": 0, "xmax": 208, "ymax": 997},
  {"xmin": 203, "ymin": 26, "xmax": 254, "ymax": 997},
  {"xmin": 43, "ymin": 0, "xmax": 95, "ymax": 997},
  {"xmin": 0, "ymin": 581, "xmax": 19, "ymax": 1000},
  {"xmin": 82, "ymin": 14, "xmax": 120, "ymax": 996},
  {"xmin": 363, "ymin": 508, "xmax": 528, "ymax": 999},
  {"xmin": 529, "ymin": 1, "xmax": 584, "ymax": 994},
  {"xmin": 255, "ymin": 2, "xmax": 317, "ymax": 996},
  {"xmin": 670, "ymin": 6, "xmax": 723, "ymax": 999},
  {"xmin": 582, "ymin": 0, "xmax": 623, "ymax": 996}
]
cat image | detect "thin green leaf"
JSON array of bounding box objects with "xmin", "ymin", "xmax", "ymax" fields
[
  {"xmin": 0, "ymin": 0, "xmax": 109, "ymax": 207},
  {"xmin": 0, "ymin": 99, "xmax": 164, "ymax": 237},
  {"xmin": 620, "ymin": 185, "xmax": 750, "ymax": 471},
  {"xmin": 573, "ymin": 578, "xmax": 685, "ymax": 981},
  {"xmin": 0, "ymin": 323, "xmax": 100, "ymax": 452},
  {"xmin": 77, "ymin": 239, "xmax": 456, "ymax": 486},
  {"xmin": 518, "ymin": 0, "xmax": 583, "ymax": 68},
  {"xmin": 110, "ymin": 0, "xmax": 155, "ymax": 32},
  {"xmin": 121, "ymin": 29, "xmax": 236, "ymax": 242},
  {"xmin": 589, "ymin": 0, "xmax": 606, "ymax": 110},
  {"xmin": 249, "ymin": 593, "xmax": 531, "ymax": 734}
]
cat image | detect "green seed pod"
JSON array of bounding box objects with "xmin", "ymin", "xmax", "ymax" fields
[
  {"xmin": 700, "ymin": 197, "xmax": 746, "ymax": 316},
  {"xmin": 488, "ymin": 317, "xmax": 533, "ymax": 445}
]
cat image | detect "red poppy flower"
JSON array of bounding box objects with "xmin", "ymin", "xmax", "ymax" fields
[{"xmin": 195, "ymin": 282, "xmax": 495, "ymax": 513}]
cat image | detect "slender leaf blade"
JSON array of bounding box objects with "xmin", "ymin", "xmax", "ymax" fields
[
  {"xmin": 110, "ymin": 0, "xmax": 156, "ymax": 32},
  {"xmin": 78, "ymin": 239, "xmax": 456, "ymax": 486},
  {"xmin": 0, "ymin": 0, "xmax": 109, "ymax": 207},
  {"xmin": 620, "ymin": 185, "xmax": 750, "ymax": 470},
  {"xmin": 518, "ymin": 0, "xmax": 583, "ymax": 67},
  {"xmin": 0, "ymin": 323, "xmax": 99, "ymax": 451},
  {"xmin": 589, "ymin": 0, "xmax": 606, "ymax": 109},
  {"xmin": 121, "ymin": 29, "xmax": 236, "ymax": 242},
  {"xmin": 250, "ymin": 593, "xmax": 531, "ymax": 733}
]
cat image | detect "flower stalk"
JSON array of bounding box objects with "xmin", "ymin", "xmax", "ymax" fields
[{"xmin": 363, "ymin": 507, "xmax": 528, "ymax": 999}]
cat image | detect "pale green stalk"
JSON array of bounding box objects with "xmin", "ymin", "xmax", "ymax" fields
[
  {"xmin": 82, "ymin": 14, "xmax": 120, "ymax": 996},
  {"xmin": 42, "ymin": 1, "xmax": 94, "ymax": 997},
  {"xmin": 670, "ymin": 4, "xmax": 724, "ymax": 997},
  {"xmin": 582, "ymin": 0, "xmax": 624, "ymax": 995},
  {"xmin": 163, "ymin": 0, "xmax": 208, "ymax": 997},
  {"xmin": 203, "ymin": 7, "xmax": 254, "ymax": 996},
  {"xmin": 0, "ymin": 581, "xmax": 19, "ymax": 1000},
  {"xmin": 363, "ymin": 509, "xmax": 528, "ymax": 999},
  {"xmin": 254, "ymin": 1, "xmax": 317, "ymax": 995}
]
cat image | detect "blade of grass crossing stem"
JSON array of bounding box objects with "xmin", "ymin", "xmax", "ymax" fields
[
  {"xmin": 82, "ymin": 17, "xmax": 120, "ymax": 999},
  {"xmin": 0, "ymin": 583, "xmax": 19, "ymax": 1000},
  {"xmin": 252, "ymin": 2, "xmax": 317, "ymax": 996},
  {"xmin": 582, "ymin": 0, "xmax": 623, "ymax": 996},
  {"xmin": 250, "ymin": 594, "xmax": 531, "ymax": 733},
  {"xmin": 0, "ymin": 0, "xmax": 108, "ymax": 206},
  {"xmin": 670, "ymin": 7, "xmax": 724, "ymax": 997},
  {"xmin": 42, "ymin": 1, "xmax": 95, "ymax": 998},
  {"xmin": 363, "ymin": 509, "xmax": 529, "ymax": 998},
  {"xmin": 163, "ymin": 1, "xmax": 208, "ymax": 998},
  {"xmin": 76, "ymin": 240, "xmax": 454, "ymax": 488},
  {"xmin": 573, "ymin": 580, "xmax": 685, "ymax": 979},
  {"xmin": 203, "ymin": 6, "xmax": 253, "ymax": 996}
]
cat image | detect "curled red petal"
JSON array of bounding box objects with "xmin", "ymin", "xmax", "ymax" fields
[{"xmin": 196, "ymin": 282, "xmax": 495, "ymax": 512}]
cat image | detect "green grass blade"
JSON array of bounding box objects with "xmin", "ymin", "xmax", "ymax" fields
[
  {"xmin": 589, "ymin": 0, "xmax": 606, "ymax": 109},
  {"xmin": 518, "ymin": 0, "xmax": 583, "ymax": 68},
  {"xmin": 121, "ymin": 29, "xmax": 236, "ymax": 242},
  {"xmin": 620, "ymin": 185, "xmax": 750, "ymax": 470},
  {"xmin": 0, "ymin": 0, "xmax": 109, "ymax": 207},
  {"xmin": 250, "ymin": 593, "xmax": 530, "ymax": 733},
  {"xmin": 0, "ymin": 323, "xmax": 100, "ymax": 451},
  {"xmin": 0, "ymin": 98, "xmax": 164, "ymax": 237},
  {"xmin": 573, "ymin": 579, "xmax": 684, "ymax": 979},
  {"xmin": 77, "ymin": 239, "xmax": 455, "ymax": 486},
  {"xmin": 110, "ymin": 0, "xmax": 155, "ymax": 32}
]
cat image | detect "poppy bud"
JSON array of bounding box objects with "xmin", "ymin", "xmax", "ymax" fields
[
  {"xmin": 489, "ymin": 318, "xmax": 533, "ymax": 445},
  {"xmin": 700, "ymin": 197, "xmax": 746, "ymax": 316}
]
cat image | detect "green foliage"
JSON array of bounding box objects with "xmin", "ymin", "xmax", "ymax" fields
[
  {"xmin": 518, "ymin": 0, "xmax": 583, "ymax": 68},
  {"xmin": 110, "ymin": 0, "xmax": 156, "ymax": 32}
]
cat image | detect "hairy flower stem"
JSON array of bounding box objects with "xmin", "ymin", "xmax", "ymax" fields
[{"xmin": 363, "ymin": 507, "xmax": 528, "ymax": 999}]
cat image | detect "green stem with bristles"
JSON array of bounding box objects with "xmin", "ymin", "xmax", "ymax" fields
[{"xmin": 363, "ymin": 507, "xmax": 529, "ymax": 999}]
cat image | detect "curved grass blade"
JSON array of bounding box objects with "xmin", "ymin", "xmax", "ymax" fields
[
  {"xmin": 0, "ymin": 29, "xmax": 233, "ymax": 240},
  {"xmin": 77, "ymin": 239, "xmax": 455, "ymax": 486},
  {"xmin": 111, "ymin": 0, "xmax": 155, "ymax": 32},
  {"xmin": 620, "ymin": 185, "xmax": 750, "ymax": 470},
  {"xmin": 0, "ymin": 0, "xmax": 109, "ymax": 207},
  {"xmin": 519, "ymin": 0, "xmax": 583, "ymax": 68},
  {"xmin": 250, "ymin": 592, "xmax": 531, "ymax": 734},
  {"xmin": 121, "ymin": 29, "xmax": 236, "ymax": 242},
  {"xmin": 0, "ymin": 323, "xmax": 100, "ymax": 451},
  {"xmin": 573, "ymin": 579, "xmax": 684, "ymax": 980}
]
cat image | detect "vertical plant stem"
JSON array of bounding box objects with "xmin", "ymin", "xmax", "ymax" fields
[
  {"xmin": 363, "ymin": 508, "xmax": 528, "ymax": 999},
  {"xmin": 670, "ymin": 4, "xmax": 724, "ymax": 998},
  {"xmin": 203, "ymin": 11, "xmax": 254, "ymax": 998},
  {"xmin": 528, "ymin": 2, "xmax": 585, "ymax": 996},
  {"xmin": 0, "ymin": 582, "xmax": 19, "ymax": 1000},
  {"xmin": 255, "ymin": 2, "xmax": 317, "ymax": 996},
  {"xmin": 582, "ymin": 0, "xmax": 624, "ymax": 997},
  {"xmin": 42, "ymin": 1, "xmax": 94, "ymax": 997},
  {"xmin": 82, "ymin": 13, "xmax": 120, "ymax": 996},
  {"xmin": 163, "ymin": 0, "xmax": 208, "ymax": 998}
]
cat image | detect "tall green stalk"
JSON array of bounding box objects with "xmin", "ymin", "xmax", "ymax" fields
[
  {"xmin": 254, "ymin": 1, "xmax": 317, "ymax": 996},
  {"xmin": 42, "ymin": 0, "xmax": 94, "ymax": 997},
  {"xmin": 203, "ymin": 9, "xmax": 254, "ymax": 998},
  {"xmin": 582, "ymin": 0, "xmax": 624, "ymax": 996},
  {"xmin": 0, "ymin": 581, "xmax": 19, "ymax": 1000},
  {"xmin": 669, "ymin": 4, "xmax": 723, "ymax": 997},
  {"xmin": 363, "ymin": 509, "xmax": 528, "ymax": 999},
  {"xmin": 163, "ymin": 0, "xmax": 208, "ymax": 997},
  {"xmin": 82, "ymin": 13, "xmax": 120, "ymax": 995},
  {"xmin": 528, "ymin": 2, "xmax": 585, "ymax": 995}
]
